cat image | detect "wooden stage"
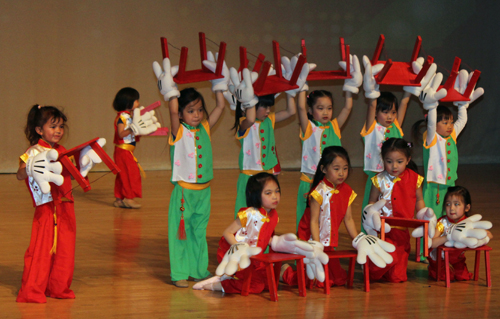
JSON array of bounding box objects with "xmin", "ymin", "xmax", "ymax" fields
[{"xmin": 0, "ymin": 165, "xmax": 498, "ymax": 318}]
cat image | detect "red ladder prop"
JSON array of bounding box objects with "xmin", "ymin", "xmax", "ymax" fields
[
  {"xmin": 438, "ymin": 56, "xmax": 481, "ymax": 102},
  {"xmin": 160, "ymin": 32, "xmax": 226, "ymax": 84},
  {"xmin": 380, "ymin": 216, "xmax": 429, "ymax": 261},
  {"xmin": 302, "ymin": 37, "xmax": 352, "ymax": 81},
  {"xmin": 58, "ymin": 138, "xmax": 120, "ymax": 193}
]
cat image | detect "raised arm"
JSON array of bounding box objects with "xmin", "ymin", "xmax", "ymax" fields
[
  {"xmin": 337, "ymin": 54, "xmax": 362, "ymax": 128},
  {"xmin": 297, "ymin": 91, "xmax": 310, "ymax": 134},
  {"xmin": 365, "ymin": 98, "xmax": 377, "ymax": 131},
  {"xmin": 167, "ymin": 97, "xmax": 181, "ymax": 136},
  {"xmin": 337, "ymin": 91, "xmax": 353, "ymax": 129},
  {"xmin": 238, "ymin": 106, "xmax": 256, "ymax": 132},
  {"xmin": 397, "ymin": 92, "xmax": 411, "ymax": 125},
  {"xmin": 453, "ymin": 70, "xmax": 484, "ymax": 136},
  {"xmin": 419, "ymin": 72, "xmax": 447, "ymax": 146},
  {"xmin": 275, "ymin": 94, "xmax": 297, "ymax": 123},
  {"xmin": 208, "ymin": 91, "xmax": 226, "ymax": 129}
]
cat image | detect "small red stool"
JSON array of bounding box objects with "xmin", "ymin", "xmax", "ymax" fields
[
  {"xmin": 436, "ymin": 245, "xmax": 492, "ymax": 288},
  {"xmin": 322, "ymin": 250, "xmax": 371, "ymax": 293},
  {"xmin": 243, "ymin": 253, "xmax": 306, "ymax": 301}
]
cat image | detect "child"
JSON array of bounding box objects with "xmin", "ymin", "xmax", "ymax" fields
[
  {"xmin": 16, "ymin": 105, "xmax": 75, "ymax": 303},
  {"xmin": 282, "ymin": 146, "xmax": 359, "ymax": 287},
  {"xmin": 363, "ymin": 138, "xmax": 426, "ymax": 282},
  {"xmin": 295, "ymin": 54, "xmax": 362, "ymax": 229},
  {"xmin": 153, "ymin": 56, "xmax": 228, "ymax": 288},
  {"xmin": 427, "ymin": 186, "xmax": 493, "ymax": 281}
]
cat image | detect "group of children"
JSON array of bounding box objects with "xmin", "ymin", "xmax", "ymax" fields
[{"xmin": 16, "ymin": 48, "xmax": 492, "ymax": 302}]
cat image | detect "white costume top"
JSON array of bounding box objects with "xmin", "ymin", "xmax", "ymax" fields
[
  {"xmin": 235, "ymin": 207, "xmax": 273, "ymax": 247},
  {"xmin": 361, "ymin": 119, "xmax": 403, "ymax": 172},
  {"xmin": 237, "ymin": 113, "xmax": 276, "ymax": 171},
  {"xmin": 118, "ymin": 112, "xmax": 136, "ymax": 144},
  {"xmin": 300, "ymin": 119, "xmax": 341, "ymax": 175},
  {"xmin": 423, "ymin": 130, "xmax": 457, "ymax": 184}
]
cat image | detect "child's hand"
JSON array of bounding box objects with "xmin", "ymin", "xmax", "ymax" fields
[
  {"xmin": 152, "ymin": 57, "xmax": 180, "ymax": 101},
  {"xmin": 26, "ymin": 149, "xmax": 64, "ymax": 194},
  {"xmin": 445, "ymin": 214, "xmax": 492, "ymax": 248},
  {"xmin": 352, "ymin": 233, "xmax": 395, "ymax": 268},
  {"xmin": 411, "ymin": 207, "xmax": 437, "ymax": 248},
  {"xmin": 130, "ymin": 107, "xmax": 161, "ymax": 136},
  {"xmin": 202, "ymin": 51, "xmax": 230, "ymax": 92},
  {"xmin": 339, "ymin": 54, "xmax": 362, "ymax": 94},
  {"xmin": 419, "ymin": 72, "xmax": 447, "ymax": 110},
  {"xmin": 362, "ymin": 199, "xmax": 389, "ymax": 236},
  {"xmin": 79, "ymin": 138, "xmax": 106, "ymax": 178},
  {"xmin": 303, "ymin": 240, "xmax": 329, "ymax": 282},
  {"xmin": 215, "ymin": 243, "xmax": 262, "ymax": 276},
  {"xmin": 362, "ymin": 55, "xmax": 383, "ymax": 99},
  {"xmin": 229, "ymin": 68, "xmax": 259, "ymax": 108},
  {"xmin": 453, "ymin": 70, "xmax": 484, "ymax": 109},
  {"xmin": 403, "ymin": 57, "xmax": 437, "ymax": 97}
]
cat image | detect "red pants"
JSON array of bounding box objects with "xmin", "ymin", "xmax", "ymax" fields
[
  {"xmin": 17, "ymin": 201, "xmax": 76, "ymax": 303},
  {"xmin": 220, "ymin": 261, "xmax": 269, "ymax": 294},
  {"xmin": 282, "ymin": 247, "xmax": 347, "ymax": 287},
  {"xmin": 114, "ymin": 147, "xmax": 142, "ymax": 199},
  {"xmin": 428, "ymin": 248, "xmax": 472, "ymax": 281},
  {"xmin": 368, "ymin": 229, "xmax": 411, "ymax": 283}
]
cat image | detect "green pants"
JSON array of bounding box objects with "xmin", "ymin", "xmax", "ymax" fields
[
  {"xmin": 296, "ymin": 180, "xmax": 311, "ymax": 231},
  {"xmin": 168, "ymin": 183, "xmax": 211, "ymax": 281},
  {"xmin": 423, "ymin": 182, "xmax": 449, "ymax": 219},
  {"xmin": 234, "ymin": 173, "xmax": 251, "ymax": 219},
  {"xmin": 361, "ymin": 171, "xmax": 377, "ymax": 234}
]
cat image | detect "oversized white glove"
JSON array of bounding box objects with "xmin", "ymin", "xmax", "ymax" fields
[
  {"xmin": 339, "ymin": 54, "xmax": 362, "ymax": 94},
  {"xmin": 25, "ymin": 149, "xmax": 64, "ymax": 194},
  {"xmin": 445, "ymin": 214, "xmax": 492, "ymax": 249},
  {"xmin": 303, "ymin": 240, "xmax": 329, "ymax": 282},
  {"xmin": 411, "ymin": 207, "xmax": 437, "ymax": 248},
  {"xmin": 130, "ymin": 107, "xmax": 161, "ymax": 136},
  {"xmin": 352, "ymin": 233, "xmax": 395, "ymax": 268},
  {"xmin": 215, "ymin": 243, "xmax": 262, "ymax": 276},
  {"xmin": 281, "ymin": 54, "xmax": 314, "ymax": 97},
  {"xmin": 362, "ymin": 55, "xmax": 384, "ymax": 99},
  {"xmin": 362, "ymin": 199, "xmax": 389, "ymax": 236},
  {"xmin": 152, "ymin": 57, "xmax": 180, "ymax": 101},
  {"xmin": 403, "ymin": 57, "xmax": 438, "ymax": 96},
  {"xmin": 223, "ymin": 90, "xmax": 238, "ymax": 111},
  {"xmin": 419, "ymin": 72, "xmax": 447, "ymax": 110},
  {"xmin": 79, "ymin": 138, "xmax": 106, "ymax": 178},
  {"xmin": 453, "ymin": 70, "xmax": 484, "ymax": 109},
  {"xmin": 229, "ymin": 68, "xmax": 259, "ymax": 108},
  {"xmin": 202, "ymin": 51, "xmax": 230, "ymax": 92}
]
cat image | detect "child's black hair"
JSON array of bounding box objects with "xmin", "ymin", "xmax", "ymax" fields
[
  {"xmin": 178, "ymin": 88, "xmax": 209, "ymax": 123},
  {"xmin": 25, "ymin": 105, "xmax": 68, "ymax": 146},
  {"xmin": 376, "ymin": 92, "xmax": 399, "ymax": 113},
  {"xmin": 246, "ymin": 172, "xmax": 280, "ymax": 208},
  {"xmin": 308, "ymin": 146, "xmax": 351, "ymax": 200},
  {"xmin": 443, "ymin": 186, "xmax": 472, "ymax": 217},
  {"xmin": 380, "ymin": 138, "xmax": 418, "ymax": 173},
  {"xmin": 113, "ymin": 87, "xmax": 140, "ymax": 112},
  {"xmin": 411, "ymin": 105, "xmax": 454, "ymax": 142},
  {"xmin": 232, "ymin": 94, "xmax": 275, "ymax": 131},
  {"xmin": 306, "ymin": 90, "xmax": 334, "ymax": 121}
]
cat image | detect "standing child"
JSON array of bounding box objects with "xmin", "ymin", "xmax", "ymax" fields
[
  {"xmin": 112, "ymin": 87, "xmax": 159, "ymax": 209},
  {"xmin": 153, "ymin": 56, "xmax": 228, "ymax": 288},
  {"xmin": 363, "ymin": 138, "xmax": 426, "ymax": 282},
  {"xmin": 427, "ymin": 186, "xmax": 492, "ymax": 281},
  {"xmin": 295, "ymin": 54, "xmax": 362, "ymax": 229}
]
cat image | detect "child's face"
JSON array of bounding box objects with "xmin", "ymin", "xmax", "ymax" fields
[
  {"xmin": 309, "ymin": 97, "xmax": 333, "ymax": 125},
  {"xmin": 36, "ymin": 117, "xmax": 65, "ymax": 147},
  {"xmin": 261, "ymin": 179, "xmax": 280, "ymax": 212},
  {"xmin": 256, "ymin": 105, "xmax": 271, "ymax": 121},
  {"xmin": 180, "ymin": 98, "xmax": 204, "ymax": 127},
  {"xmin": 322, "ymin": 156, "xmax": 349, "ymax": 187},
  {"xmin": 376, "ymin": 104, "xmax": 397, "ymax": 128},
  {"xmin": 436, "ymin": 115, "xmax": 454, "ymax": 137},
  {"xmin": 445, "ymin": 195, "xmax": 470, "ymax": 223},
  {"xmin": 383, "ymin": 150, "xmax": 410, "ymax": 177}
]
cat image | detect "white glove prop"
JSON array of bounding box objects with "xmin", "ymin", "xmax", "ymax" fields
[
  {"xmin": 282, "ymin": 54, "xmax": 313, "ymax": 97},
  {"xmin": 339, "ymin": 54, "xmax": 362, "ymax": 94},
  {"xmin": 411, "ymin": 207, "xmax": 437, "ymax": 248},
  {"xmin": 419, "ymin": 72, "xmax": 447, "ymax": 110},
  {"xmin": 303, "ymin": 240, "xmax": 329, "ymax": 282},
  {"xmin": 453, "ymin": 70, "xmax": 484, "ymax": 109},
  {"xmin": 362, "ymin": 55, "xmax": 384, "ymax": 99},
  {"xmin": 25, "ymin": 149, "xmax": 64, "ymax": 194},
  {"xmin": 445, "ymin": 214, "xmax": 492, "ymax": 249},
  {"xmin": 352, "ymin": 233, "xmax": 395, "ymax": 268},
  {"xmin": 270, "ymin": 233, "xmax": 316, "ymax": 258},
  {"xmin": 403, "ymin": 57, "xmax": 438, "ymax": 96},
  {"xmin": 202, "ymin": 51, "xmax": 230, "ymax": 92},
  {"xmin": 79, "ymin": 138, "xmax": 106, "ymax": 178},
  {"xmin": 229, "ymin": 67, "xmax": 259, "ymax": 108},
  {"xmin": 362, "ymin": 199, "xmax": 389, "ymax": 236},
  {"xmin": 152, "ymin": 57, "xmax": 180, "ymax": 101},
  {"xmin": 223, "ymin": 90, "xmax": 238, "ymax": 111},
  {"xmin": 215, "ymin": 243, "xmax": 262, "ymax": 276},
  {"xmin": 130, "ymin": 107, "xmax": 160, "ymax": 136}
]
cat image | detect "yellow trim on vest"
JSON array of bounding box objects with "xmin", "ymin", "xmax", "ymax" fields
[
  {"xmin": 300, "ymin": 120, "xmax": 313, "ymax": 141},
  {"xmin": 241, "ymin": 169, "xmax": 273, "ymax": 176},
  {"xmin": 393, "ymin": 119, "xmax": 404, "ymax": 137},
  {"xmin": 331, "ymin": 118, "xmax": 341, "ymax": 139},
  {"xmin": 115, "ymin": 144, "xmax": 135, "ymax": 151},
  {"xmin": 436, "ymin": 221, "xmax": 445, "ymax": 236},
  {"xmin": 235, "ymin": 117, "xmax": 251, "ymax": 140},
  {"xmin": 417, "ymin": 175, "xmax": 424, "ymax": 188},
  {"xmin": 360, "ymin": 120, "xmax": 376, "ymax": 137},
  {"xmin": 371, "ymin": 175, "xmax": 381, "ymax": 190},
  {"xmin": 20, "ymin": 153, "xmax": 29, "ymax": 164},
  {"xmin": 423, "ymin": 131, "xmax": 437, "ymax": 149},
  {"xmin": 348, "ymin": 190, "xmax": 357, "ymax": 206},
  {"xmin": 300, "ymin": 173, "xmax": 313, "ymax": 183},
  {"xmin": 169, "ymin": 125, "xmax": 184, "ymax": 145},
  {"xmin": 237, "ymin": 209, "xmax": 248, "ymax": 227},
  {"xmin": 201, "ymin": 119, "xmax": 211, "ymax": 141},
  {"xmin": 309, "ymin": 189, "xmax": 322, "ymax": 206},
  {"xmin": 177, "ymin": 180, "xmax": 211, "ymax": 190}
]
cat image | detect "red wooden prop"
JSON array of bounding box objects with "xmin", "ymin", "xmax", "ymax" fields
[
  {"xmin": 140, "ymin": 101, "xmax": 169, "ymax": 136},
  {"xmin": 160, "ymin": 32, "xmax": 226, "ymax": 84},
  {"xmin": 370, "ymin": 35, "xmax": 434, "ymax": 87},
  {"xmin": 380, "ymin": 217, "xmax": 429, "ymax": 259},
  {"xmin": 322, "ymin": 250, "xmax": 370, "ymax": 294},
  {"xmin": 58, "ymin": 138, "xmax": 120, "ymax": 192},
  {"xmin": 237, "ymin": 46, "xmax": 265, "ymax": 73},
  {"xmin": 302, "ymin": 37, "xmax": 352, "ymax": 81},
  {"xmin": 438, "ymin": 57, "xmax": 481, "ymax": 102}
]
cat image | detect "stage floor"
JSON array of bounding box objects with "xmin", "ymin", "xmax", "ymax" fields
[{"xmin": 0, "ymin": 165, "xmax": 498, "ymax": 318}]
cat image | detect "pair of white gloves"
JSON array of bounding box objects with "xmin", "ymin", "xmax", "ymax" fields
[{"xmin": 25, "ymin": 138, "xmax": 107, "ymax": 194}]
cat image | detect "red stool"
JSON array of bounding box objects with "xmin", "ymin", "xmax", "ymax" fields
[
  {"xmin": 322, "ymin": 250, "xmax": 371, "ymax": 293},
  {"xmin": 436, "ymin": 245, "xmax": 492, "ymax": 288},
  {"xmin": 381, "ymin": 217, "xmax": 429, "ymax": 261},
  {"xmin": 242, "ymin": 253, "xmax": 306, "ymax": 301}
]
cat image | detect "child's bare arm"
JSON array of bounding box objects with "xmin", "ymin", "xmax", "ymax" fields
[
  {"xmin": 275, "ymin": 94, "xmax": 297, "ymax": 122},
  {"xmin": 310, "ymin": 200, "xmax": 321, "ymax": 242},
  {"xmin": 297, "ymin": 91, "xmax": 309, "ymax": 134},
  {"xmin": 343, "ymin": 206, "xmax": 359, "ymax": 239},
  {"xmin": 337, "ymin": 91, "xmax": 353, "ymax": 128},
  {"xmin": 17, "ymin": 162, "xmax": 27, "ymax": 180},
  {"xmin": 208, "ymin": 91, "xmax": 226, "ymax": 129},
  {"xmin": 167, "ymin": 97, "xmax": 181, "ymax": 135},
  {"xmin": 223, "ymin": 218, "xmax": 243, "ymax": 245}
]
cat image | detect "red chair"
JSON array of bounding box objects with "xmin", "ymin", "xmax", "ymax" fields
[
  {"xmin": 322, "ymin": 250, "xmax": 371, "ymax": 293},
  {"xmin": 436, "ymin": 245, "xmax": 492, "ymax": 288},
  {"xmin": 242, "ymin": 253, "xmax": 306, "ymax": 302},
  {"xmin": 380, "ymin": 217, "xmax": 429, "ymax": 261}
]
